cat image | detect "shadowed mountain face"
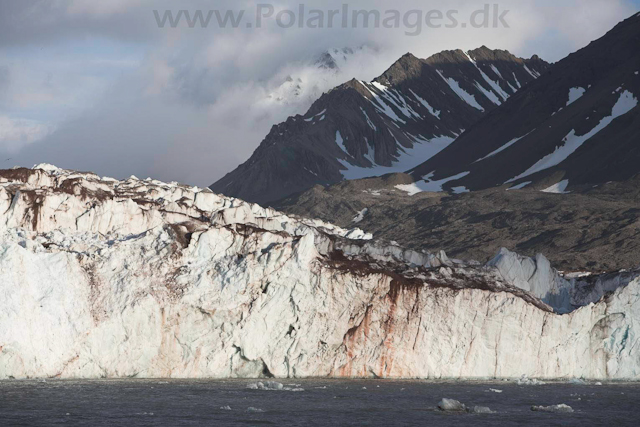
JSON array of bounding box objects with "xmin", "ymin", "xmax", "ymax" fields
[
  {"xmin": 408, "ymin": 13, "xmax": 640, "ymax": 193},
  {"xmin": 210, "ymin": 47, "xmax": 548, "ymax": 204},
  {"xmin": 273, "ymin": 14, "xmax": 640, "ymax": 273}
]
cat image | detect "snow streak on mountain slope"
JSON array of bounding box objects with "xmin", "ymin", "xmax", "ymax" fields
[
  {"xmin": 409, "ymin": 13, "xmax": 640, "ymax": 193},
  {"xmin": 2, "ymin": 165, "xmax": 640, "ymax": 380},
  {"xmin": 507, "ymin": 90, "xmax": 638, "ymax": 183},
  {"xmin": 211, "ymin": 47, "xmax": 548, "ymax": 204}
]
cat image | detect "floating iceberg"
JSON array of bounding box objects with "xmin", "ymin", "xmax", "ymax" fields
[{"xmin": 531, "ymin": 404, "xmax": 574, "ymax": 413}]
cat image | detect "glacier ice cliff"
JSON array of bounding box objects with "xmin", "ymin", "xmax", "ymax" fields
[
  {"xmin": 489, "ymin": 248, "xmax": 640, "ymax": 314},
  {"xmin": 0, "ymin": 164, "xmax": 639, "ymax": 380}
]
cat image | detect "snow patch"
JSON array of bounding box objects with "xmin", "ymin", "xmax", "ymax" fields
[
  {"xmin": 512, "ymin": 72, "xmax": 522, "ymax": 88},
  {"xmin": 507, "ymin": 181, "xmax": 532, "ymax": 190},
  {"xmin": 368, "ymin": 82, "xmax": 422, "ymax": 122},
  {"xmin": 386, "ymin": 89, "xmax": 422, "ymax": 120},
  {"xmin": 303, "ymin": 167, "xmax": 318, "ymax": 177},
  {"xmin": 508, "ymin": 90, "xmax": 638, "ymax": 182},
  {"xmin": 396, "ymin": 171, "xmax": 470, "ymax": 195},
  {"xmin": 475, "ymin": 132, "xmax": 532, "ymax": 162},
  {"xmin": 436, "ymin": 70, "xmax": 484, "ymax": 111},
  {"xmin": 304, "ymin": 109, "xmax": 326, "ymax": 122},
  {"xmin": 567, "ymin": 87, "xmax": 586, "ymax": 106},
  {"xmin": 363, "ymin": 137, "xmax": 376, "ymax": 165},
  {"xmin": 475, "ymin": 82, "xmax": 502, "ymax": 105},
  {"xmin": 32, "ymin": 163, "xmax": 63, "ymax": 174},
  {"xmin": 394, "ymin": 183, "xmax": 424, "ymax": 196},
  {"xmin": 352, "ymin": 208, "xmax": 369, "ymax": 223},
  {"xmin": 542, "ymin": 180, "xmax": 570, "ymax": 194},
  {"xmin": 464, "ymin": 51, "xmax": 508, "ymax": 102},
  {"xmin": 335, "ymin": 131, "xmax": 349, "ymax": 155},
  {"xmin": 451, "ymin": 186, "xmax": 470, "ymax": 194},
  {"xmin": 360, "ymin": 107, "xmax": 377, "ymax": 130},
  {"xmin": 490, "ymin": 64, "xmax": 503, "ymax": 79},
  {"xmin": 408, "ymin": 89, "xmax": 441, "ymax": 119},
  {"xmin": 338, "ymin": 135, "xmax": 455, "ymax": 180},
  {"xmin": 360, "ymin": 81, "xmax": 407, "ymax": 124},
  {"xmin": 523, "ymin": 64, "xmax": 540, "ymax": 79}
]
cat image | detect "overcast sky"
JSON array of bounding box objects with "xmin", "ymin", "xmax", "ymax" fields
[{"xmin": 1, "ymin": 0, "xmax": 638, "ymax": 186}]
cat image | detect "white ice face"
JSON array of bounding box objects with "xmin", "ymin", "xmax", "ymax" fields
[{"xmin": 0, "ymin": 165, "xmax": 639, "ymax": 381}]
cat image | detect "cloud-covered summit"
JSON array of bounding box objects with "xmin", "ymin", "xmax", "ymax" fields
[{"xmin": 0, "ymin": 0, "xmax": 637, "ymax": 185}]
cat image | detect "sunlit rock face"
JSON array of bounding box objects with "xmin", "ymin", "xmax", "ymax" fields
[{"xmin": 0, "ymin": 165, "xmax": 639, "ymax": 380}]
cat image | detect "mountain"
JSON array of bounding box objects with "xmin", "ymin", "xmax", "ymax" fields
[
  {"xmin": 275, "ymin": 172, "xmax": 640, "ymax": 272},
  {"xmin": 211, "ymin": 47, "xmax": 548, "ymax": 204},
  {"xmin": 407, "ymin": 12, "xmax": 640, "ymax": 193},
  {"xmin": 264, "ymin": 46, "xmax": 373, "ymax": 107},
  {"xmin": 315, "ymin": 47, "xmax": 364, "ymax": 70},
  {"xmin": 2, "ymin": 164, "xmax": 640, "ymax": 380}
]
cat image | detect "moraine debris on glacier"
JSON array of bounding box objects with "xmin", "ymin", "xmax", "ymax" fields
[{"xmin": 1, "ymin": 164, "xmax": 639, "ymax": 380}]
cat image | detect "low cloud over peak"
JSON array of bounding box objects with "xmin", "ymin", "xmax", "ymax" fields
[{"xmin": 0, "ymin": 0, "xmax": 637, "ymax": 185}]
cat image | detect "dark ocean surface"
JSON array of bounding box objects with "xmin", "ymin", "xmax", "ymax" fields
[{"xmin": 1, "ymin": 379, "xmax": 638, "ymax": 426}]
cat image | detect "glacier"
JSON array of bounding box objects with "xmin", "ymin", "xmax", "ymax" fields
[{"xmin": 1, "ymin": 165, "xmax": 640, "ymax": 380}]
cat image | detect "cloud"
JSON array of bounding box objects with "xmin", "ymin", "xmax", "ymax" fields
[
  {"xmin": 0, "ymin": 66, "xmax": 9, "ymax": 101},
  {"xmin": 0, "ymin": 116, "xmax": 54, "ymax": 152},
  {"xmin": 0, "ymin": 0, "xmax": 637, "ymax": 185},
  {"xmin": 65, "ymin": 0, "xmax": 146, "ymax": 17}
]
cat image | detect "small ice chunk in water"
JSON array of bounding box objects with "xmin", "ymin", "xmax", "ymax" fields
[
  {"xmin": 247, "ymin": 381, "xmax": 284, "ymax": 390},
  {"xmin": 470, "ymin": 406, "xmax": 495, "ymax": 414},
  {"xmin": 438, "ymin": 398, "xmax": 466, "ymax": 412},
  {"xmin": 220, "ymin": 406, "xmax": 232, "ymax": 411},
  {"xmin": 531, "ymin": 404, "xmax": 574, "ymax": 413},
  {"xmin": 247, "ymin": 407, "xmax": 265, "ymax": 413},
  {"xmin": 516, "ymin": 376, "xmax": 546, "ymax": 385},
  {"xmin": 437, "ymin": 399, "xmax": 494, "ymax": 414},
  {"xmin": 263, "ymin": 381, "xmax": 284, "ymax": 390},
  {"xmin": 487, "ymin": 389, "xmax": 503, "ymax": 393},
  {"xmin": 247, "ymin": 381, "xmax": 303, "ymax": 391}
]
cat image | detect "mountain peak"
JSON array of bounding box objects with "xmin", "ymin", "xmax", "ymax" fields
[
  {"xmin": 424, "ymin": 49, "xmax": 470, "ymax": 66},
  {"xmin": 408, "ymin": 11, "xmax": 640, "ymax": 193},
  {"xmin": 211, "ymin": 45, "xmax": 548, "ymax": 204},
  {"xmin": 374, "ymin": 52, "xmax": 425, "ymax": 86}
]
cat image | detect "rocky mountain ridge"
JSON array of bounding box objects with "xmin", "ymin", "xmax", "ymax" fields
[
  {"xmin": 211, "ymin": 47, "xmax": 548, "ymax": 204},
  {"xmin": 408, "ymin": 12, "xmax": 640, "ymax": 193}
]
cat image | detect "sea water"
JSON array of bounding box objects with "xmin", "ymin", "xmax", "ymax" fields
[{"xmin": 1, "ymin": 379, "xmax": 638, "ymax": 426}]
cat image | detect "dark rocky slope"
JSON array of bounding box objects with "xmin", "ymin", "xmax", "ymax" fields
[
  {"xmin": 275, "ymin": 173, "xmax": 640, "ymax": 272},
  {"xmin": 409, "ymin": 12, "xmax": 640, "ymax": 193},
  {"xmin": 211, "ymin": 47, "xmax": 547, "ymax": 204}
]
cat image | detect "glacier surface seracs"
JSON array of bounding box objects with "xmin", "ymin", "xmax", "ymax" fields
[{"xmin": 1, "ymin": 165, "xmax": 639, "ymax": 380}]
